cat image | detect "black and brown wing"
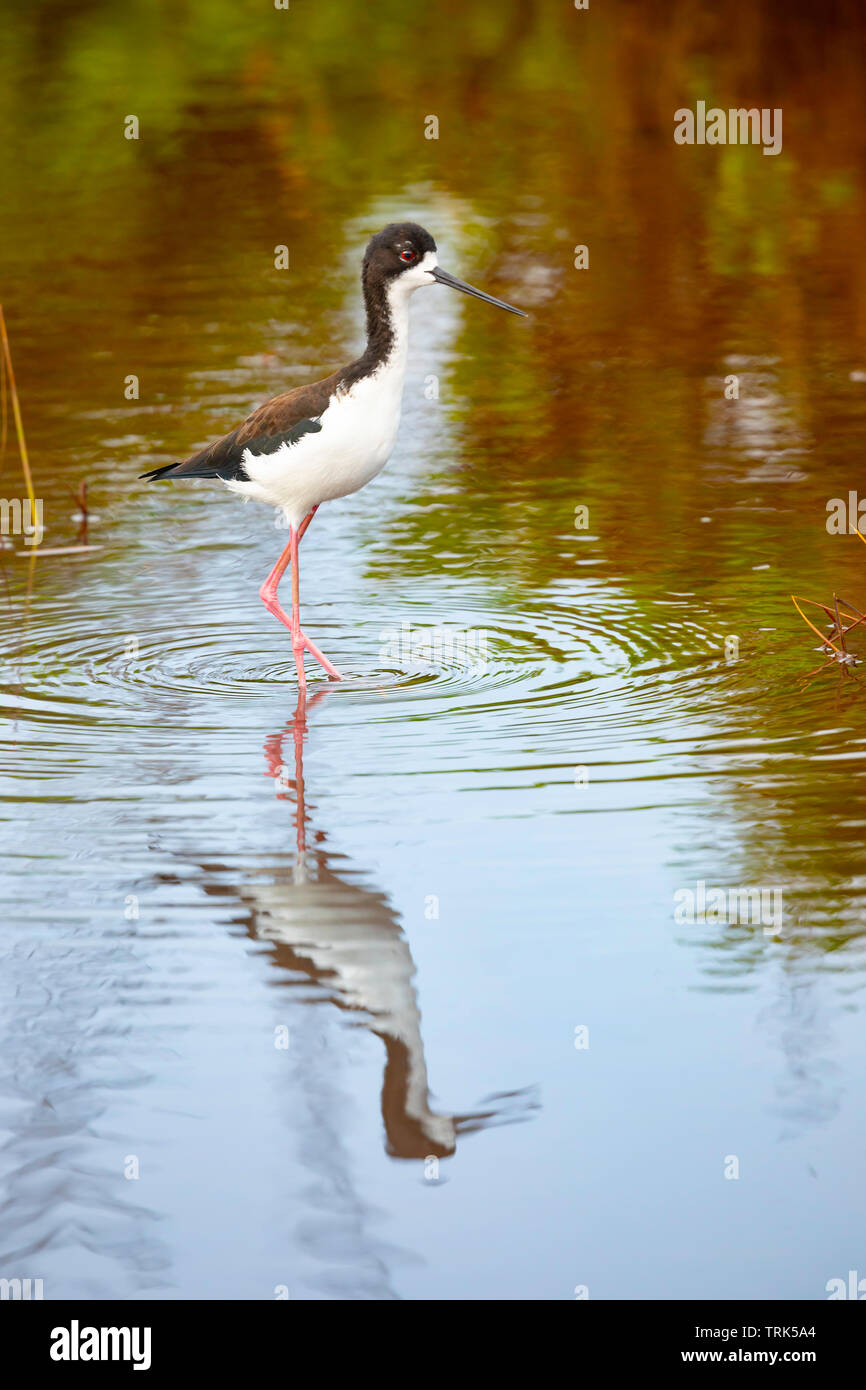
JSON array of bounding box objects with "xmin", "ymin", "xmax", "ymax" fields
[{"xmin": 139, "ymin": 372, "xmax": 341, "ymax": 482}]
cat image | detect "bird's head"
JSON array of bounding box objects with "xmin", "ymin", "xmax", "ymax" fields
[{"xmin": 363, "ymin": 222, "xmax": 527, "ymax": 317}]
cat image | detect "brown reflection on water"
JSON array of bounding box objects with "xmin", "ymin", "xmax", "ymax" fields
[
  {"xmin": 0, "ymin": 0, "xmax": 864, "ymax": 982},
  {"xmin": 1, "ymin": 0, "xmax": 866, "ymax": 647}
]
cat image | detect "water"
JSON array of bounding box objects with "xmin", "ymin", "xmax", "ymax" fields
[{"xmin": 1, "ymin": 1, "xmax": 866, "ymax": 1300}]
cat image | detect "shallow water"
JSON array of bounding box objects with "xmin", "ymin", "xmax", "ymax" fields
[{"xmin": 1, "ymin": 1, "xmax": 866, "ymax": 1299}]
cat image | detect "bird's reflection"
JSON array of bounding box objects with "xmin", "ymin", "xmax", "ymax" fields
[{"xmin": 249, "ymin": 687, "xmax": 536, "ymax": 1160}]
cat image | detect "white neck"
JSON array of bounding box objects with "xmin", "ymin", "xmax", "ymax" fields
[{"xmin": 380, "ymin": 279, "xmax": 412, "ymax": 373}]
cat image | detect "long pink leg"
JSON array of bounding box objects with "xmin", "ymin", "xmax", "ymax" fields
[
  {"xmin": 296, "ymin": 507, "xmax": 317, "ymax": 543},
  {"xmin": 258, "ymin": 508, "xmax": 342, "ymax": 684},
  {"xmin": 259, "ymin": 506, "xmax": 317, "ymax": 596}
]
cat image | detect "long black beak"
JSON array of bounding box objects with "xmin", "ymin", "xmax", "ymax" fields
[{"xmin": 431, "ymin": 266, "xmax": 527, "ymax": 317}]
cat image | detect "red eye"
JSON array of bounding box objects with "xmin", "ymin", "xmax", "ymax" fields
[{"xmin": 400, "ymin": 249, "xmax": 415, "ymax": 262}]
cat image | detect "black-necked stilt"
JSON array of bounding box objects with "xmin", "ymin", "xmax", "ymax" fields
[{"xmin": 141, "ymin": 222, "xmax": 526, "ymax": 686}]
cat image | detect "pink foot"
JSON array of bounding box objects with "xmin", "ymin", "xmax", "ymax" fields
[
  {"xmin": 258, "ymin": 588, "xmax": 342, "ymax": 682},
  {"xmin": 301, "ymin": 631, "xmax": 342, "ymax": 680}
]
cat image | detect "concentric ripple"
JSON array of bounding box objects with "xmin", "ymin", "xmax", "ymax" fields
[{"xmin": 1, "ymin": 559, "xmax": 740, "ymax": 766}]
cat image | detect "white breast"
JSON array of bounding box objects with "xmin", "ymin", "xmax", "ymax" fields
[{"xmin": 226, "ymin": 280, "xmax": 415, "ymax": 528}]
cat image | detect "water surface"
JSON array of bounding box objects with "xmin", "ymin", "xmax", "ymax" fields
[{"xmin": 1, "ymin": 0, "xmax": 866, "ymax": 1299}]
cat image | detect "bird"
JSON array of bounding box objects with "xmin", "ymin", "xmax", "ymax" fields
[{"xmin": 140, "ymin": 222, "xmax": 527, "ymax": 687}]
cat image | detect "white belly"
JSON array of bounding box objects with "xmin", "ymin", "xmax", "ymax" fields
[{"xmin": 226, "ymin": 352, "xmax": 405, "ymax": 527}]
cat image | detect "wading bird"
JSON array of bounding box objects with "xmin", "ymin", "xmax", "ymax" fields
[{"xmin": 141, "ymin": 223, "xmax": 526, "ymax": 686}]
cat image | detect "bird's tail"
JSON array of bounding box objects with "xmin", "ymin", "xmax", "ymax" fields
[
  {"xmin": 139, "ymin": 461, "xmax": 185, "ymax": 481},
  {"xmin": 139, "ymin": 425, "xmax": 248, "ymax": 481},
  {"xmin": 140, "ymin": 418, "xmax": 321, "ymax": 483}
]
